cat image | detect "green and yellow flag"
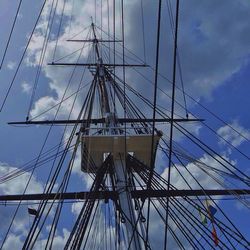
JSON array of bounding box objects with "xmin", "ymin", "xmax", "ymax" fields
[{"xmin": 198, "ymin": 206, "xmax": 208, "ymax": 225}]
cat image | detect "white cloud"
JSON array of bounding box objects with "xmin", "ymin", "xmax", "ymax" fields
[
  {"xmin": 25, "ymin": 0, "xmax": 133, "ymax": 122},
  {"xmin": 71, "ymin": 147, "xmax": 93, "ymax": 188},
  {"xmin": 3, "ymin": 234, "xmax": 23, "ymax": 250},
  {"xmin": 217, "ymin": 120, "xmax": 250, "ymax": 148},
  {"xmin": 126, "ymin": 0, "xmax": 250, "ymax": 104},
  {"xmin": 33, "ymin": 228, "xmax": 70, "ymax": 250},
  {"xmin": 6, "ymin": 61, "xmax": 16, "ymax": 70},
  {"xmin": 0, "ymin": 162, "xmax": 74, "ymax": 249},
  {"xmin": 69, "ymin": 202, "xmax": 120, "ymax": 248},
  {"xmin": 26, "ymin": 0, "xmax": 250, "ymax": 128},
  {"xmin": 17, "ymin": 0, "xmax": 250, "ymax": 124},
  {"xmin": 161, "ymin": 153, "xmax": 233, "ymax": 190},
  {"xmin": 144, "ymin": 153, "xmax": 236, "ymax": 248},
  {"xmin": 0, "ymin": 163, "xmax": 43, "ymax": 195},
  {"xmin": 71, "ymin": 201, "xmax": 82, "ymax": 216},
  {"xmin": 0, "ymin": 163, "xmax": 44, "ymax": 246},
  {"xmin": 21, "ymin": 81, "xmax": 32, "ymax": 94},
  {"xmin": 3, "ymin": 228, "xmax": 70, "ymax": 250},
  {"xmin": 30, "ymin": 95, "xmax": 57, "ymax": 120}
]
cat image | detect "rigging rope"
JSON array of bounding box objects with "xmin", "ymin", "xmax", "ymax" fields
[
  {"xmin": 0, "ymin": 0, "xmax": 47, "ymax": 112},
  {"xmin": 166, "ymin": 0, "xmax": 189, "ymax": 118},
  {"xmin": 0, "ymin": 0, "xmax": 23, "ymax": 70},
  {"xmin": 140, "ymin": 0, "xmax": 146, "ymax": 63},
  {"xmin": 27, "ymin": 0, "xmax": 58, "ymax": 120},
  {"xmin": 52, "ymin": 0, "xmax": 66, "ymax": 62}
]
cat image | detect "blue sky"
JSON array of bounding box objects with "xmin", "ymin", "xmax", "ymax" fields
[{"xmin": 0, "ymin": 0, "xmax": 250, "ymax": 248}]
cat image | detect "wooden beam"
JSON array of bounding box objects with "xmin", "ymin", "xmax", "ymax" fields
[
  {"xmin": 8, "ymin": 118, "xmax": 204, "ymax": 125},
  {"xmin": 67, "ymin": 39, "xmax": 122, "ymax": 43},
  {"xmin": 48, "ymin": 63, "xmax": 148, "ymax": 67},
  {"xmin": 0, "ymin": 189, "xmax": 249, "ymax": 202}
]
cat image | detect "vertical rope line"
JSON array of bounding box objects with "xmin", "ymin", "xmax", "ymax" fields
[
  {"xmin": 68, "ymin": 0, "xmax": 75, "ymax": 35},
  {"xmin": 113, "ymin": 0, "xmax": 116, "ymax": 113},
  {"xmin": 101, "ymin": 0, "xmax": 103, "ymax": 56},
  {"xmin": 140, "ymin": 0, "xmax": 146, "ymax": 63},
  {"xmin": 95, "ymin": 0, "xmax": 97, "ymax": 24},
  {"xmin": 121, "ymin": 0, "xmax": 128, "ymax": 188},
  {"xmin": 107, "ymin": 0, "xmax": 111, "ymax": 63},
  {"xmin": 27, "ymin": 0, "xmax": 57, "ymax": 121},
  {"xmin": 52, "ymin": 0, "xmax": 66, "ymax": 62},
  {"xmin": 0, "ymin": 0, "xmax": 47, "ymax": 112},
  {"xmin": 164, "ymin": 1, "xmax": 180, "ymax": 249},
  {"xmin": 147, "ymin": 0, "xmax": 162, "ymax": 189},
  {"xmin": 0, "ymin": 0, "xmax": 23, "ymax": 69},
  {"xmin": 146, "ymin": 0, "xmax": 162, "ymax": 246},
  {"xmin": 166, "ymin": 0, "xmax": 188, "ymax": 118}
]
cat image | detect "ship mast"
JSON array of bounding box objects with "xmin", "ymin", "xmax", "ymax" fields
[{"xmin": 89, "ymin": 22, "xmax": 142, "ymax": 249}]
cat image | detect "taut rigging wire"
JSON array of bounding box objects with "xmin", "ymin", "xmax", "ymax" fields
[
  {"xmin": 23, "ymin": 81, "xmax": 93, "ymax": 248},
  {"xmin": 98, "ymin": 16, "xmax": 250, "ymax": 145},
  {"xmin": 0, "ymin": 0, "xmax": 47, "ymax": 112},
  {"xmin": 102, "ymin": 40, "xmax": 247, "ymax": 164},
  {"xmin": 44, "ymin": 60, "xmax": 92, "ymax": 247},
  {"xmin": 68, "ymin": 0, "xmax": 76, "ymax": 36},
  {"xmin": 166, "ymin": 0, "xmax": 189, "ymax": 118},
  {"xmin": 111, "ymin": 44, "xmax": 250, "ymax": 160},
  {"xmin": 161, "ymin": 142, "xmax": 250, "ymax": 246},
  {"xmin": 2, "ymin": 20, "xmax": 92, "ymax": 249},
  {"xmin": 164, "ymin": 1, "xmax": 180, "ymax": 248},
  {"xmin": 131, "ymin": 159, "xmax": 249, "ymax": 248},
  {"xmin": 29, "ymin": 79, "xmax": 91, "ymax": 121},
  {"xmin": 0, "ymin": 0, "xmax": 23, "ymax": 70},
  {"xmin": 140, "ymin": 0, "xmax": 146, "ymax": 63},
  {"xmin": 114, "ymin": 74, "xmax": 250, "ymax": 184},
  {"xmin": 52, "ymin": 0, "xmax": 66, "ymax": 62},
  {"xmin": 27, "ymin": 0, "xmax": 58, "ymax": 120}
]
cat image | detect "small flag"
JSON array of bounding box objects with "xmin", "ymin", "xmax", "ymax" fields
[
  {"xmin": 212, "ymin": 226, "xmax": 219, "ymax": 246},
  {"xmin": 204, "ymin": 200, "xmax": 219, "ymax": 246},
  {"xmin": 28, "ymin": 207, "xmax": 38, "ymax": 216},
  {"xmin": 198, "ymin": 207, "xmax": 207, "ymax": 225},
  {"xmin": 208, "ymin": 204, "xmax": 217, "ymax": 217},
  {"xmin": 205, "ymin": 200, "xmax": 217, "ymax": 221}
]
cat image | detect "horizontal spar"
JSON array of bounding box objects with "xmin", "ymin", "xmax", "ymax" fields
[
  {"xmin": 0, "ymin": 191, "xmax": 115, "ymax": 201},
  {"xmin": 8, "ymin": 118, "xmax": 204, "ymax": 125},
  {"xmin": 48, "ymin": 63, "xmax": 149, "ymax": 67},
  {"xmin": 67, "ymin": 39, "xmax": 122, "ymax": 43},
  {"xmin": 0, "ymin": 189, "xmax": 249, "ymax": 201},
  {"xmin": 134, "ymin": 189, "xmax": 250, "ymax": 199}
]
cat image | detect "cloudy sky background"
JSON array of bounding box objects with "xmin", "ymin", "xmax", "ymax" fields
[{"xmin": 0, "ymin": 0, "xmax": 250, "ymax": 248}]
